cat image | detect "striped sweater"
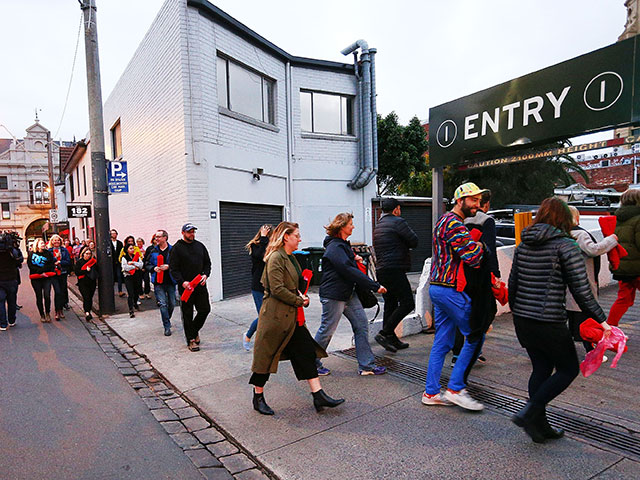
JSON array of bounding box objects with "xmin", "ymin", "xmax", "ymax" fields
[{"xmin": 430, "ymin": 211, "xmax": 483, "ymax": 287}]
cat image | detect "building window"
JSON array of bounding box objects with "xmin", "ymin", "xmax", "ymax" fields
[
  {"xmin": 82, "ymin": 166, "xmax": 87, "ymax": 196},
  {"xmin": 0, "ymin": 176, "xmax": 7, "ymax": 190},
  {"xmin": 300, "ymin": 90, "xmax": 353, "ymax": 135},
  {"xmin": 76, "ymin": 166, "xmax": 80, "ymax": 196},
  {"xmin": 111, "ymin": 119, "xmax": 122, "ymax": 159},
  {"xmin": 28, "ymin": 181, "xmax": 49, "ymax": 204},
  {"xmin": 69, "ymin": 172, "xmax": 75, "ymax": 201},
  {"xmin": 217, "ymin": 55, "xmax": 275, "ymax": 125},
  {"xmin": 1, "ymin": 202, "xmax": 9, "ymax": 219}
]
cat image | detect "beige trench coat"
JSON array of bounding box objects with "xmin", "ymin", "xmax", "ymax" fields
[{"xmin": 251, "ymin": 247, "xmax": 327, "ymax": 374}]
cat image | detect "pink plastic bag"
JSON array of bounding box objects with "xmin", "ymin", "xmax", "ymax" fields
[{"xmin": 580, "ymin": 326, "xmax": 628, "ymax": 377}]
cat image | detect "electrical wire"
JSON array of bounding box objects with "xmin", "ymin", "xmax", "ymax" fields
[{"xmin": 53, "ymin": 12, "xmax": 83, "ymax": 139}]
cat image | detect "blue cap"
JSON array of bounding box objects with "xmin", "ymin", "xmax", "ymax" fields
[{"xmin": 181, "ymin": 223, "xmax": 197, "ymax": 232}]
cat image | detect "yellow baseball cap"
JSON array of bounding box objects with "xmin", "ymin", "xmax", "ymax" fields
[{"xmin": 453, "ymin": 182, "xmax": 488, "ymax": 200}]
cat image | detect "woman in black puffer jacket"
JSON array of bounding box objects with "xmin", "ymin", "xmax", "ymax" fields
[{"xmin": 509, "ymin": 197, "xmax": 612, "ymax": 443}]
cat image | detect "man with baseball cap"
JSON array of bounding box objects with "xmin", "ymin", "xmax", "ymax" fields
[
  {"xmin": 169, "ymin": 223, "xmax": 212, "ymax": 351},
  {"xmin": 422, "ymin": 182, "xmax": 486, "ymax": 411}
]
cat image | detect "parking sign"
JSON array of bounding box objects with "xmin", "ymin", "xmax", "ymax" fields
[{"xmin": 108, "ymin": 161, "xmax": 129, "ymax": 193}]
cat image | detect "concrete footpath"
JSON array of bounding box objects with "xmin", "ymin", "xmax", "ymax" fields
[{"xmin": 79, "ymin": 281, "xmax": 640, "ymax": 480}]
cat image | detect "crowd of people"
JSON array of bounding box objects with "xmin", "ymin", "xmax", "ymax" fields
[{"xmin": 2, "ymin": 182, "xmax": 637, "ymax": 443}]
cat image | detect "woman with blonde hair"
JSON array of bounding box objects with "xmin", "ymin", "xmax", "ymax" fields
[
  {"xmin": 27, "ymin": 238, "xmax": 56, "ymax": 322},
  {"xmin": 48, "ymin": 234, "xmax": 71, "ymax": 320},
  {"xmin": 314, "ymin": 213, "xmax": 387, "ymax": 376},
  {"xmin": 243, "ymin": 224, "xmax": 272, "ymax": 350},
  {"xmin": 251, "ymin": 221, "xmax": 344, "ymax": 415}
]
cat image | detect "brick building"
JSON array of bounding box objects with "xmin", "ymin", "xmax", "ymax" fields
[
  {"xmin": 570, "ymin": 147, "xmax": 638, "ymax": 191},
  {"xmin": 101, "ymin": 0, "xmax": 378, "ymax": 300}
]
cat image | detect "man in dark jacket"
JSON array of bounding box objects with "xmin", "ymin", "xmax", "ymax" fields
[
  {"xmin": 372, "ymin": 198, "xmax": 418, "ymax": 352},
  {"xmin": 170, "ymin": 223, "xmax": 212, "ymax": 352},
  {"xmin": 110, "ymin": 229, "xmax": 124, "ymax": 297},
  {"xmin": 0, "ymin": 233, "xmax": 23, "ymax": 330}
]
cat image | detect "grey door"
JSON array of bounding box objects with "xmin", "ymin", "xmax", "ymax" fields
[
  {"xmin": 399, "ymin": 205, "xmax": 432, "ymax": 272},
  {"xmin": 219, "ymin": 202, "xmax": 283, "ymax": 298}
]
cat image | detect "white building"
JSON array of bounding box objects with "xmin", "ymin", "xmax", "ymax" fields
[
  {"xmin": 103, "ymin": 0, "xmax": 378, "ymax": 300},
  {"xmin": 62, "ymin": 139, "xmax": 95, "ymax": 242}
]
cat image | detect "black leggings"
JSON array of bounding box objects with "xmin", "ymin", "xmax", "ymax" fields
[
  {"xmin": 31, "ymin": 277, "xmax": 52, "ymax": 317},
  {"xmin": 124, "ymin": 275, "xmax": 138, "ymax": 311},
  {"xmin": 78, "ymin": 279, "xmax": 96, "ymax": 313},
  {"xmin": 250, "ymin": 324, "xmax": 318, "ymax": 387},
  {"xmin": 514, "ymin": 315, "xmax": 580, "ymax": 408}
]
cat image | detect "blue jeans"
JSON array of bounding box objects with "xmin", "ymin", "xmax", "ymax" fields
[
  {"xmin": 0, "ymin": 280, "xmax": 18, "ymax": 328},
  {"xmin": 246, "ymin": 290, "xmax": 263, "ymax": 338},
  {"xmin": 425, "ymin": 285, "xmax": 484, "ymax": 394},
  {"xmin": 314, "ymin": 295, "xmax": 376, "ymax": 372},
  {"xmin": 154, "ymin": 283, "xmax": 176, "ymax": 329}
]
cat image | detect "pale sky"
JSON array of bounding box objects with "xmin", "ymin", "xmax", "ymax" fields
[{"xmin": 0, "ymin": 0, "xmax": 628, "ymax": 143}]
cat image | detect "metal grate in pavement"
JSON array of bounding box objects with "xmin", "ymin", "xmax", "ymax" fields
[{"xmin": 335, "ymin": 347, "xmax": 640, "ymax": 460}]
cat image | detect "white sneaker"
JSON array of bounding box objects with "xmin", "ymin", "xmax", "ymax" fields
[
  {"xmin": 443, "ymin": 388, "xmax": 484, "ymax": 411},
  {"xmin": 421, "ymin": 392, "xmax": 453, "ymax": 406},
  {"xmin": 602, "ymin": 355, "xmax": 608, "ymax": 364}
]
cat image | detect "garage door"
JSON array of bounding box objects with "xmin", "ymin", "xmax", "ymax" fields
[
  {"xmin": 400, "ymin": 205, "xmax": 432, "ymax": 272},
  {"xmin": 220, "ymin": 202, "xmax": 283, "ymax": 298}
]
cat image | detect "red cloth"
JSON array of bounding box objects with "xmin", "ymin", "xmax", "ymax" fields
[
  {"xmin": 580, "ymin": 325, "xmax": 628, "ymax": 377},
  {"xmin": 29, "ymin": 272, "xmax": 57, "ymax": 279},
  {"xmin": 156, "ymin": 254, "xmax": 164, "ymax": 284},
  {"xmin": 81, "ymin": 257, "xmax": 97, "ymax": 271},
  {"xmin": 456, "ymin": 228, "xmax": 483, "ymax": 292},
  {"xmin": 607, "ymin": 278, "xmax": 640, "ymax": 326},
  {"xmin": 490, "ymin": 273, "xmax": 508, "ymax": 306},
  {"xmin": 579, "ymin": 318, "xmax": 629, "ymax": 353},
  {"xmin": 180, "ymin": 274, "xmax": 203, "ymax": 302},
  {"xmin": 296, "ymin": 269, "xmax": 313, "ymax": 326},
  {"xmin": 598, "ymin": 216, "xmax": 628, "ymax": 270}
]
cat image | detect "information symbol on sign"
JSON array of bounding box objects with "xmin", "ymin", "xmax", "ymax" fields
[
  {"xmin": 436, "ymin": 120, "xmax": 457, "ymax": 148},
  {"xmin": 583, "ymin": 72, "xmax": 624, "ymax": 112}
]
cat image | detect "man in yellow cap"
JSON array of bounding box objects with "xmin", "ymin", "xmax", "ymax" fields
[{"xmin": 422, "ymin": 182, "xmax": 486, "ymax": 411}]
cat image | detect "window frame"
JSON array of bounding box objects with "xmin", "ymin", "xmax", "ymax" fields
[
  {"xmin": 0, "ymin": 176, "xmax": 7, "ymax": 190},
  {"xmin": 82, "ymin": 165, "xmax": 87, "ymax": 196},
  {"xmin": 300, "ymin": 89, "xmax": 355, "ymax": 137},
  {"xmin": 29, "ymin": 181, "xmax": 49, "ymax": 205},
  {"xmin": 1, "ymin": 202, "xmax": 9, "ymax": 220},
  {"xmin": 111, "ymin": 119, "xmax": 122, "ymax": 160},
  {"xmin": 69, "ymin": 172, "xmax": 75, "ymax": 201},
  {"xmin": 217, "ymin": 53, "xmax": 277, "ymax": 129}
]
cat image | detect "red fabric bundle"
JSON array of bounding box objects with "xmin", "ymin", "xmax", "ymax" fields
[
  {"xmin": 81, "ymin": 257, "xmax": 97, "ymax": 271},
  {"xmin": 490, "ymin": 273, "xmax": 508, "ymax": 306},
  {"xmin": 133, "ymin": 252, "xmax": 141, "ymax": 262},
  {"xmin": 456, "ymin": 228, "xmax": 483, "ymax": 292},
  {"xmin": 29, "ymin": 271, "xmax": 57, "ymax": 280},
  {"xmin": 296, "ymin": 269, "xmax": 313, "ymax": 326},
  {"xmin": 580, "ymin": 324, "xmax": 628, "ymax": 377},
  {"xmin": 180, "ymin": 274, "xmax": 202, "ymax": 302},
  {"xmin": 156, "ymin": 254, "xmax": 164, "ymax": 284},
  {"xmin": 579, "ymin": 318, "xmax": 629, "ymax": 353},
  {"xmin": 598, "ymin": 216, "xmax": 628, "ymax": 270}
]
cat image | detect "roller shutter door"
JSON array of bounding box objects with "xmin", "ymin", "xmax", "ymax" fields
[
  {"xmin": 397, "ymin": 205, "xmax": 432, "ymax": 272},
  {"xmin": 220, "ymin": 202, "xmax": 283, "ymax": 298}
]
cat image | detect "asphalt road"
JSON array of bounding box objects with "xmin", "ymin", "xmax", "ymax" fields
[{"xmin": 0, "ymin": 271, "xmax": 202, "ymax": 480}]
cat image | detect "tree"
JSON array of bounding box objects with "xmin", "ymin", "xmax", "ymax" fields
[
  {"xmin": 445, "ymin": 141, "xmax": 589, "ymax": 207},
  {"xmin": 376, "ymin": 113, "xmax": 429, "ymax": 196}
]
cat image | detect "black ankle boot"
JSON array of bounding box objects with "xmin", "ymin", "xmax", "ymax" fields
[
  {"xmin": 539, "ymin": 411, "xmax": 564, "ymax": 439},
  {"xmin": 253, "ymin": 391, "xmax": 274, "ymax": 415},
  {"xmin": 512, "ymin": 401, "xmax": 546, "ymax": 443},
  {"xmin": 312, "ymin": 389, "xmax": 345, "ymax": 412}
]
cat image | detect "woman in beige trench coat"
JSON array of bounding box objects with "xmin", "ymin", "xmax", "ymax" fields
[{"xmin": 250, "ymin": 221, "xmax": 345, "ymax": 415}]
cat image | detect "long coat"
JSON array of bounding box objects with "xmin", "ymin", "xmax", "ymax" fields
[{"xmin": 251, "ymin": 247, "xmax": 327, "ymax": 374}]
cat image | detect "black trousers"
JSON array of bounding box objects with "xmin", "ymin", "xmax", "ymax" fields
[
  {"xmin": 51, "ymin": 274, "xmax": 68, "ymax": 311},
  {"xmin": 250, "ymin": 324, "xmax": 319, "ymax": 387},
  {"xmin": 142, "ymin": 270, "xmax": 151, "ymax": 295},
  {"xmin": 513, "ymin": 315, "xmax": 580, "ymax": 408},
  {"xmin": 377, "ymin": 269, "xmax": 415, "ymax": 337},
  {"xmin": 124, "ymin": 275, "xmax": 138, "ymax": 311},
  {"xmin": 78, "ymin": 279, "xmax": 96, "ymax": 313},
  {"xmin": 180, "ymin": 285, "xmax": 210, "ymax": 344},
  {"xmin": 31, "ymin": 277, "xmax": 52, "ymax": 317}
]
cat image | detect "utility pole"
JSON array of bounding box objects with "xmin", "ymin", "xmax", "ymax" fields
[
  {"xmin": 80, "ymin": 0, "xmax": 114, "ymax": 314},
  {"xmin": 46, "ymin": 129, "xmax": 58, "ymax": 234}
]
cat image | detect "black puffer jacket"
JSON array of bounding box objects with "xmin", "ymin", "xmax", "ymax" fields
[
  {"xmin": 319, "ymin": 236, "xmax": 380, "ymax": 301},
  {"xmin": 508, "ymin": 223, "xmax": 606, "ymax": 324},
  {"xmin": 373, "ymin": 214, "xmax": 418, "ymax": 272}
]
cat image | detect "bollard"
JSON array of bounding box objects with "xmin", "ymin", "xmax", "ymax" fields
[{"xmin": 514, "ymin": 212, "xmax": 533, "ymax": 246}]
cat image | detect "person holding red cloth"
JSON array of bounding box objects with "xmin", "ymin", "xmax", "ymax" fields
[
  {"xmin": 27, "ymin": 238, "xmax": 56, "ymax": 323},
  {"xmin": 75, "ymin": 247, "xmax": 99, "ymax": 321},
  {"xmin": 146, "ymin": 229, "xmax": 177, "ymax": 336},
  {"xmin": 169, "ymin": 223, "xmax": 211, "ymax": 352}
]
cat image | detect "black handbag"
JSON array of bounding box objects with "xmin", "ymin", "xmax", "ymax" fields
[{"xmin": 355, "ymin": 285, "xmax": 381, "ymax": 323}]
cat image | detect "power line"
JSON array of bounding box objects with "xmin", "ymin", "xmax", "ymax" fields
[{"xmin": 53, "ymin": 12, "xmax": 84, "ymax": 139}]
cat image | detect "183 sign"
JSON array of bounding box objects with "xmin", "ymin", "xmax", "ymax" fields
[{"xmin": 67, "ymin": 204, "xmax": 92, "ymax": 218}]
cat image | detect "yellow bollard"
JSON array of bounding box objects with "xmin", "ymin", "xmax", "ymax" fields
[{"xmin": 514, "ymin": 212, "xmax": 533, "ymax": 246}]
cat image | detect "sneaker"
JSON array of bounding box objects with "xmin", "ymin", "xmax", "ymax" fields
[
  {"xmin": 243, "ymin": 335, "xmax": 251, "ymax": 351},
  {"xmin": 421, "ymin": 392, "xmax": 453, "ymax": 406},
  {"xmin": 8, "ymin": 321, "xmax": 16, "ymax": 327},
  {"xmin": 374, "ymin": 333, "xmax": 398, "ymax": 353},
  {"xmin": 0, "ymin": 326, "xmax": 6, "ymax": 331},
  {"xmin": 164, "ymin": 328, "xmax": 172, "ymax": 336},
  {"xmin": 450, "ymin": 355, "xmax": 458, "ymax": 367},
  {"xmin": 602, "ymin": 355, "xmax": 608, "ymax": 364},
  {"xmin": 317, "ymin": 367, "xmax": 331, "ymax": 376},
  {"xmin": 129, "ymin": 311, "xmax": 135, "ymax": 318},
  {"xmin": 443, "ymin": 388, "xmax": 484, "ymax": 411},
  {"xmin": 477, "ymin": 355, "xmax": 487, "ymax": 364},
  {"xmin": 359, "ymin": 366, "xmax": 387, "ymax": 376}
]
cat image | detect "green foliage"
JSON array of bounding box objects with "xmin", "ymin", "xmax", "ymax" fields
[{"xmin": 376, "ymin": 113, "xmax": 429, "ymax": 195}]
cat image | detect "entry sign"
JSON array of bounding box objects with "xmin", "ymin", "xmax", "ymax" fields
[
  {"xmin": 429, "ymin": 35, "xmax": 640, "ymax": 167},
  {"xmin": 108, "ymin": 161, "xmax": 129, "ymax": 193},
  {"xmin": 67, "ymin": 204, "xmax": 92, "ymax": 218}
]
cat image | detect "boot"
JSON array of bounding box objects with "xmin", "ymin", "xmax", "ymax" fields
[
  {"xmin": 511, "ymin": 401, "xmax": 546, "ymax": 443},
  {"xmin": 253, "ymin": 390, "xmax": 274, "ymax": 415},
  {"xmin": 539, "ymin": 410, "xmax": 564, "ymax": 439},
  {"xmin": 390, "ymin": 334, "xmax": 409, "ymax": 350},
  {"xmin": 312, "ymin": 389, "xmax": 345, "ymax": 412}
]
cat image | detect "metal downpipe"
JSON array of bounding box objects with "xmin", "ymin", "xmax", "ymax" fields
[{"xmin": 365, "ymin": 48, "xmax": 378, "ymax": 186}]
